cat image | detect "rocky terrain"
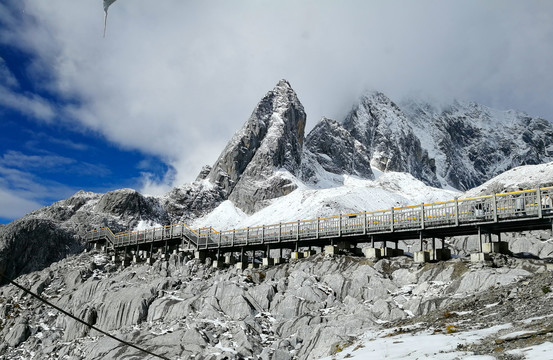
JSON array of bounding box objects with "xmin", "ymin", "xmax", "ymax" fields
[
  {"xmin": 1, "ymin": 80, "xmax": 553, "ymax": 359},
  {"xmin": 0, "ymin": 248, "xmax": 552, "ymax": 359}
]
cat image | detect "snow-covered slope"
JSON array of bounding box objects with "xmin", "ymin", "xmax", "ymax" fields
[
  {"xmin": 193, "ymin": 172, "xmax": 459, "ymax": 230},
  {"xmin": 464, "ymin": 161, "xmax": 553, "ymax": 197}
]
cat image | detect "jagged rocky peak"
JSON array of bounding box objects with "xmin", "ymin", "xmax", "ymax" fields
[
  {"xmin": 400, "ymin": 97, "xmax": 553, "ymax": 190},
  {"xmin": 207, "ymin": 79, "xmax": 307, "ymax": 214},
  {"xmin": 302, "ymin": 117, "xmax": 374, "ymax": 182},
  {"xmin": 343, "ymin": 91, "xmax": 440, "ymax": 187}
]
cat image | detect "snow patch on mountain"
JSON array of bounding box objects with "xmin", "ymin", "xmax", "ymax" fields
[
  {"xmin": 194, "ymin": 172, "xmax": 459, "ymax": 231},
  {"xmin": 464, "ymin": 161, "xmax": 553, "ymax": 197}
]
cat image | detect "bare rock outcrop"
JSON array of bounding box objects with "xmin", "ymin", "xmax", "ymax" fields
[{"xmin": 207, "ymin": 79, "xmax": 307, "ymax": 214}]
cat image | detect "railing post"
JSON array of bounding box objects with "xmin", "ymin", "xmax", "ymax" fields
[
  {"xmin": 218, "ymin": 231, "xmax": 222, "ymax": 247},
  {"xmin": 297, "ymin": 220, "xmax": 300, "ymax": 240},
  {"xmin": 262, "ymin": 225, "xmax": 265, "ymax": 244},
  {"xmin": 493, "ymin": 194, "xmax": 498, "ymax": 222},
  {"xmin": 455, "ymin": 198, "xmax": 460, "ymax": 226},
  {"xmin": 316, "ymin": 218, "xmax": 320, "ymax": 239},
  {"xmin": 246, "ymin": 227, "xmax": 249, "ymax": 246},
  {"xmin": 537, "ymin": 187, "xmax": 543, "ymax": 218},
  {"xmin": 390, "ymin": 208, "xmax": 395, "ymax": 232},
  {"xmin": 278, "ymin": 223, "xmax": 282, "ymax": 242},
  {"xmin": 420, "ymin": 203, "xmax": 425, "ymax": 229},
  {"xmin": 231, "ymin": 230, "xmax": 235, "ymax": 247},
  {"xmin": 363, "ymin": 212, "xmax": 367, "ymax": 235},
  {"xmin": 339, "ymin": 215, "xmax": 342, "ymax": 237}
]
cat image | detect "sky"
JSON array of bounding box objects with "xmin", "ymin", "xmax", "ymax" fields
[{"xmin": 0, "ymin": 1, "xmax": 552, "ymax": 223}]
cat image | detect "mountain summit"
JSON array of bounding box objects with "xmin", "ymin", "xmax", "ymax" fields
[{"xmin": 207, "ymin": 79, "xmax": 307, "ymax": 213}]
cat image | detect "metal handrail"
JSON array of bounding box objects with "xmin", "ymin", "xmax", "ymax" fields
[{"xmin": 87, "ymin": 186, "xmax": 553, "ymax": 249}]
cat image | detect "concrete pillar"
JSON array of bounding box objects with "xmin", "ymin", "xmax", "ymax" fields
[
  {"xmin": 262, "ymin": 258, "xmax": 274, "ymax": 267},
  {"xmin": 273, "ymin": 257, "xmax": 284, "ymax": 265},
  {"xmin": 303, "ymin": 250, "xmax": 316, "ymax": 258},
  {"xmin": 121, "ymin": 259, "xmax": 130, "ymax": 267},
  {"xmin": 291, "ymin": 251, "xmax": 304, "ymax": 259},
  {"xmin": 236, "ymin": 262, "xmax": 247, "ymax": 270},
  {"xmin": 470, "ymin": 252, "xmax": 491, "ymax": 262},
  {"xmin": 324, "ymin": 245, "xmax": 337, "ymax": 256},
  {"xmin": 414, "ymin": 251, "xmax": 430, "ymax": 263},
  {"xmin": 482, "ymin": 241, "xmax": 509, "ymax": 254},
  {"xmin": 224, "ymin": 255, "xmax": 236, "ymax": 265},
  {"xmin": 363, "ymin": 248, "xmax": 381, "ymax": 259},
  {"xmin": 380, "ymin": 247, "xmax": 395, "ymax": 257},
  {"xmin": 478, "ymin": 227, "xmax": 483, "ymax": 252},
  {"xmin": 212, "ymin": 259, "xmax": 224, "ymax": 268}
]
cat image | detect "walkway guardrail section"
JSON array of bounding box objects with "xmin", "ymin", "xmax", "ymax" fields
[{"xmin": 87, "ymin": 187, "xmax": 553, "ymax": 249}]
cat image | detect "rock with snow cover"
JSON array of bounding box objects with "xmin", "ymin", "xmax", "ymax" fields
[
  {"xmin": 207, "ymin": 79, "xmax": 307, "ymax": 214},
  {"xmin": 302, "ymin": 117, "xmax": 374, "ymax": 184}
]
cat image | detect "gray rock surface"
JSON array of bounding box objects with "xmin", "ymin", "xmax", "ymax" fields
[
  {"xmin": 401, "ymin": 98, "xmax": 553, "ymax": 190},
  {"xmin": 207, "ymin": 79, "xmax": 307, "ymax": 214},
  {"xmin": 1, "ymin": 248, "xmax": 550, "ymax": 359},
  {"xmin": 343, "ymin": 92, "xmax": 440, "ymax": 187},
  {"xmin": 302, "ymin": 117, "xmax": 374, "ymax": 184},
  {"xmin": 4, "ymin": 318, "xmax": 30, "ymax": 348}
]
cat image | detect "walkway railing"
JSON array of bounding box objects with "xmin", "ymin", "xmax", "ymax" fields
[{"xmin": 87, "ymin": 187, "xmax": 553, "ymax": 250}]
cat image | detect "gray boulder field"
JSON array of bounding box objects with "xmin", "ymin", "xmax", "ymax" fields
[{"xmin": 0, "ymin": 247, "xmax": 551, "ymax": 359}]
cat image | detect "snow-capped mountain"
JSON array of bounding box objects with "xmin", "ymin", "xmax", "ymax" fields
[
  {"xmin": 401, "ymin": 98, "xmax": 553, "ymax": 190},
  {"xmin": 2, "ymin": 79, "xmax": 553, "ymax": 282},
  {"xmin": 207, "ymin": 79, "xmax": 306, "ymax": 214},
  {"xmin": 341, "ymin": 92, "xmax": 440, "ymax": 187}
]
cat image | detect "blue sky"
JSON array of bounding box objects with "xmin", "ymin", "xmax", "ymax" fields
[
  {"xmin": 0, "ymin": 38, "xmax": 173, "ymax": 223},
  {"xmin": 1, "ymin": 0, "xmax": 552, "ymax": 223}
]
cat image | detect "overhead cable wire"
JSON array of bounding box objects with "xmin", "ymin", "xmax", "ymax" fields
[{"xmin": 0, "ymin": 272, "xmax": 170, "ymax": 360}]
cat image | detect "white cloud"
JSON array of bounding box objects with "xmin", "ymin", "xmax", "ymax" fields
[
  {"xmin": 0, "ymin": 57, "xmax": 18, "ymax": 88},
  {"xmin": 0, "ymin": 85, "xmax": 56, "ymax": 121},
  {"xmin": 2, "ymin": 0, "xmax": 552, "ymax": 194},
  {"xmin": 0, "ymin": 186, "xmax": 42, "ymax": 220},
  {"xmin": 0, "ymin": 150, "xmax": 74, "ymax": 169}
]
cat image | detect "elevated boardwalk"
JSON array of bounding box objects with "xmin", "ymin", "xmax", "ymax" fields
[{"xmin": 87, "ymin": 187, "xmax": 553, "ymax": 264}]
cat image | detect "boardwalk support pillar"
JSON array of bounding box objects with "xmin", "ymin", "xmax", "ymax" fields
[
  {"xmin": 414, "ymin": 251, "xmax": 430, "ymax": 263},
  {"xmin": 363, "ymin": 247, "xmax": 381, "ymax": 259}
]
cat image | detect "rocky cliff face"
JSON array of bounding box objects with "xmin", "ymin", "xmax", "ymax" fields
[
  {"xmin": 207, "ymin": 79, "xmax": 307, "ymax": 214},
  {"xmin": 400, "ymin": 99, "xmax": 553, "ymax": 190},
  {"xmin": 301, "ymin": 117, "xmax": 374, "ymax": 184},
  {"xmin": 342, "ymin": 92, "xmax": 440, "ymax": 187}
]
